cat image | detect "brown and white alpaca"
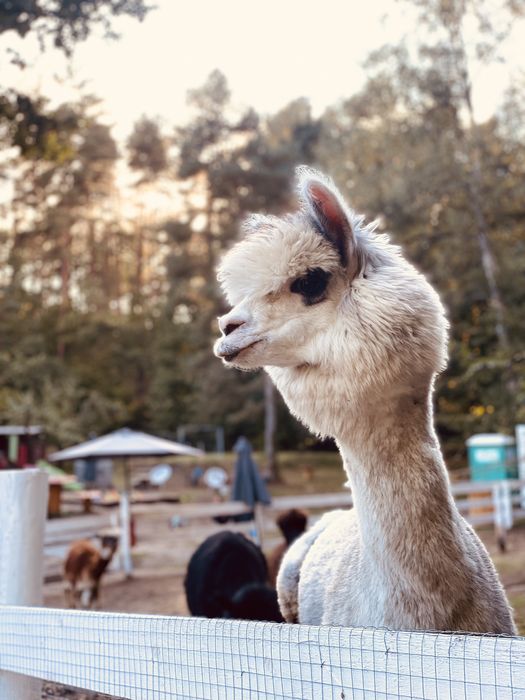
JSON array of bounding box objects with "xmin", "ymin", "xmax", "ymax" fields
[
  {"xmin": 267, "ymin": 509, "xmax": 308, "ymax": 587},
  {"xmin": 64, "ymin": 534, "xmax": 118, "ymax": 609},
  {"xmin": 214, "ymin": 167, "xmax": 516, "ymax": 634}
]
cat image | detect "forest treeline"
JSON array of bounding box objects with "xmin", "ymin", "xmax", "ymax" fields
[{"xmin": 0, "ymin": 1, "xmax": 524, "ymax": 464}]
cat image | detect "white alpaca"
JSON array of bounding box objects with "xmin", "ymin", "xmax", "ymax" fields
[{"xmin": 214, "ymin": 167, "xmax": 515, "ymax": 634}]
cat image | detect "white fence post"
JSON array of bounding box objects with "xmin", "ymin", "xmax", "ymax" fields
[
  {"xmin": 0, "ymin": 468, "xmax": 48, "ymax": 700},
  {"xmin": 492, "ymin": 480, "xmax": 512, "ymax": 552},
  {"xmin": 516, "ymin": 424, "xmax": 525, "ymax": 509}
]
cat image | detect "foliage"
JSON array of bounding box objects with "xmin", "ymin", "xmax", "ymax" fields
[
  {"xmin": 0, "ymin": 2, "xmax": 523, "ymax": 462},
  {"xmin": 0, "ymin": 0, "xmax": 151, "ymax": 165},
  {"xmin": 0, "ymin": 0, "xmax": 150, "ymax": 56},
  {"xmin": 316, "ymin": 4, "xmax": 525, "ymax": 458},
  {"xmin": 127, "ymin": 117, "xmax": 168, "ymax": 182}
]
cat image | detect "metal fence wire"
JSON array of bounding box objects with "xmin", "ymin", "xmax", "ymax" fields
[{"xmin": 0, "ymin": 605, "xmax": 524, "ymax": 700}]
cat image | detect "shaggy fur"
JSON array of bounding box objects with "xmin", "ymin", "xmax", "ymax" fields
[
  {"xmin": 214, "ymin": 167, "xmax": 516, "ymax": 634},
  {"xmin": 184, "ymin": 531, "xmax": 283, "ymax": 622}
]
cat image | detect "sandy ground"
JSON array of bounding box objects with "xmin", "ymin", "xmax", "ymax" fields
[{"xmin": 41, "ymin": 501, "xmax": 525, "ymax": 699}]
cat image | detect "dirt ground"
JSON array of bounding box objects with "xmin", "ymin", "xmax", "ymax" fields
[
  {"xmin": 482, "ymin": 525, "xmax": 525, "ymax": 635},
  {"xmin": 43, "ymin": 502, "xmax": 278, "ymax": 614},
  {"xmin": 42, "ymin": 683, "xmax": 125, "ymax": 700},
  {"xmin": 41, "ymin": 500, "xmax": 525, "ymax": 699},
  {"xmin": 44, "ymin": 502, "xmax": 525, "ymax": 624}
]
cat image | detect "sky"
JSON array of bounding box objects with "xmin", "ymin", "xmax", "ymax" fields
[{"xmin": 1, "ymin": 0, "xmax": 524, "ymax": 143}]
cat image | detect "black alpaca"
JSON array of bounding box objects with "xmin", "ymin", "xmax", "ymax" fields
[{"xmin": 184, "ymin": 531, "xmax": 283, "ymax": 622}]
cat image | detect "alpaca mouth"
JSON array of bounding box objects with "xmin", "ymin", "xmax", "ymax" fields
[{"xmin": 220, "ymin": 340, "xmax": 261, "ymax": 363}]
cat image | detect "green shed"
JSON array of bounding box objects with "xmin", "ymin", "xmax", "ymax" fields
[{"xmin": 467, "ymin": 433, "xmax": 517, "ymax": 482}]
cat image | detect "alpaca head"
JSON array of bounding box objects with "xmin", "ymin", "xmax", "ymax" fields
[
  {"xmin": 97, "ymin": 533, "xmax": 118, "ymax": 561},
  {"xmin": 226, "ymin": 583, "xmax": 284, "ymax": 622},
  {"xmin": 276, "ymin": 508, "xmax": 308, "ymax": 545},
  {"xmin": 214, "ymin": 168, "xmax": 448, "ymax": 437}
]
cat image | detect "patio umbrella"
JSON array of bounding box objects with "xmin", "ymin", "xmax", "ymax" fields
[
  {"xmin": 231, "ymin": 437, "xmax": 271, "ymax": 545},
  {"xmin": 49, "ymin": 428, "xmax": 203, "ymax": 461},
  {"xmin": 49, "ymin": 428, "xmax": 203, "ymax": 576}
]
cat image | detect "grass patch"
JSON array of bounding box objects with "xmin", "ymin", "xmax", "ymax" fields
[
  {"xmin": 508, "ymin": 591, "xmax": 525, "ymax": 636},
  {"xmin": 170, "ymin": 450, "xmax": 345, "ymax": 501}
]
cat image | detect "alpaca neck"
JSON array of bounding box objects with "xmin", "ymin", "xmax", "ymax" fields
[
  {"xmin": 337, "ymin": 390, "xmax": 466, "ymax": 591},
  {"xmin": 269, "ymin": 364, "xmax": 469, "ymax": 593}
]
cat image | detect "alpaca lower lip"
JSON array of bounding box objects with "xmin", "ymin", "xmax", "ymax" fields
[{"xmin": 222, "ymin": 340, "xmax": 261, "ymax": 362}]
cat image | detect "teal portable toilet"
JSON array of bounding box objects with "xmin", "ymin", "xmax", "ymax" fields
[{"xmin": 467, "ymin": 433, "xmax": 517, "ymax": 482}]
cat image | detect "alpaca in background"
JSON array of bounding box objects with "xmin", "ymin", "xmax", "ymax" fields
[
  {"xmin": 267, "ymin": 509, "xmax": 307, "ymax": 587},
  {"xmin": 185, "ymin": 531, "xmax": 283, "ymax": 622},
  {"xmin": 214, "ymin": 167, "xmax": 515, "ymax": 634},
  {"xmin": 64, "ymin": 534, "xmax": 118, "ymax": 609}
]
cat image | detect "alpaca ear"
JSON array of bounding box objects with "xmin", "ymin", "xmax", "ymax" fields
[{"xmin": 301, "ymin": 175, "xmax": 356, "ymax": 268}]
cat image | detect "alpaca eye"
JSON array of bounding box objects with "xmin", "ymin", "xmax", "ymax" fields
[{"xmin": 290, "ymin": 268, "xmax": 331, "ymax": 304}]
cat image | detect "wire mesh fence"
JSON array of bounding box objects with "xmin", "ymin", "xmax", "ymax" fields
[{"xmin": 1, "ymin": 605, "xmax": 524, "ymax": 700}]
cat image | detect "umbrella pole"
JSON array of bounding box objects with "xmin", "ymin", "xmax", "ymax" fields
[
  {"xmin": 119, "ymin": 458, "xmax": 133, "ymax": 578},
  {"xmin": 254, "ymin": 503, "xmax": 265, "ymax": 549}
]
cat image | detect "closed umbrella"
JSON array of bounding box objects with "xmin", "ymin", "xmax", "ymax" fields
[
  {"xmin": 49, "ymin": 428, "xmax": 203, "ymax": 576},
  {"xmin": 231, "ymin": 437, "xmax": 271, "ymax": 545}
]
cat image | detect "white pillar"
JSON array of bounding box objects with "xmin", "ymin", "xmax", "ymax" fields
[
  {"xmin": 0, "ymin": 468, "xmax": 48, "ymax": 699},
  {"xmin": 492, "ymin": 481, "xmax": 512, "ymax": 552},
  {"xmin": 516, "ymin": 425, "xmax": 525, "ymax": 509},
  {"xmin": 119, "ymin": 489, "xmax": 133, "ymax": 577}
]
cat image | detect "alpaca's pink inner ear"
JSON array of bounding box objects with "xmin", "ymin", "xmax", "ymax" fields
[
  {"xmin": 306, "ymin": 181, "xmax": 352, "ymax": 267},
  {"xmin": 308, "ymin": 183, "xmax": 343, "ymax": 227}
]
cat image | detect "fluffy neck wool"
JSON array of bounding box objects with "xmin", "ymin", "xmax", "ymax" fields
[{"xmin": 269, "ymin": 364, "xmax": 472, "ymax": 607}]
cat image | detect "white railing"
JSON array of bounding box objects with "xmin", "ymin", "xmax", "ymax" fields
[
  {"xmin": 42, "ymin": 479, "xmax": 524, "ymax": 582},
  {"xmin": 0, "ymin": 605, "xmax": 524, "ymax": 700},
  {"xmin": 170, "ymin": 479, "xmax": 525, "ymax": 547},
  {"xmin": 171, "ymin": 479, "xmax": 525, "ymax": 522},
  {"xmin": 1, "ymin": 470, "xmax": 525, "ymax": 699}
]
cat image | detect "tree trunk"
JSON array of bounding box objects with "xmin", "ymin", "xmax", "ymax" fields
[
  {"xmin": 57, "ymin": 226, "xmax": 72, "ymax": 359},
  {"xmin": 134, "ymin": 226, "xmax": 144, "ymax": 313},
  {"xmin": 60, "ymin": 227, "xmax": 71, "ymax": 310},
  {"xmin": 264, "ymin": 373, "xmax": 280, "ymax": 482},
  {"xmin": 461, "ymin": 85, "xmax": 510, "ymax": 353},
  {"xmin": 447, "ymin": 19, "xmax": 517, "ymax": 417},
  {"xmin": 447, "ymin": 20, "xmax": 511, "ymax": 354}
]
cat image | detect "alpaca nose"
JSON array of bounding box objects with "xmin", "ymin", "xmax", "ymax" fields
[{"xmin": 219, "ymin": 316, "xmax": 246, "ymax": 336}]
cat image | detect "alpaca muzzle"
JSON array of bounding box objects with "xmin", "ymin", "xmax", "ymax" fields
[
  {"xmin": 215, "ymin": 309, "xmax": 264, "ymax": 363},
  {"xmin": 214, "ymin": 336, "xmax": 262, "ymax": 363}
]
